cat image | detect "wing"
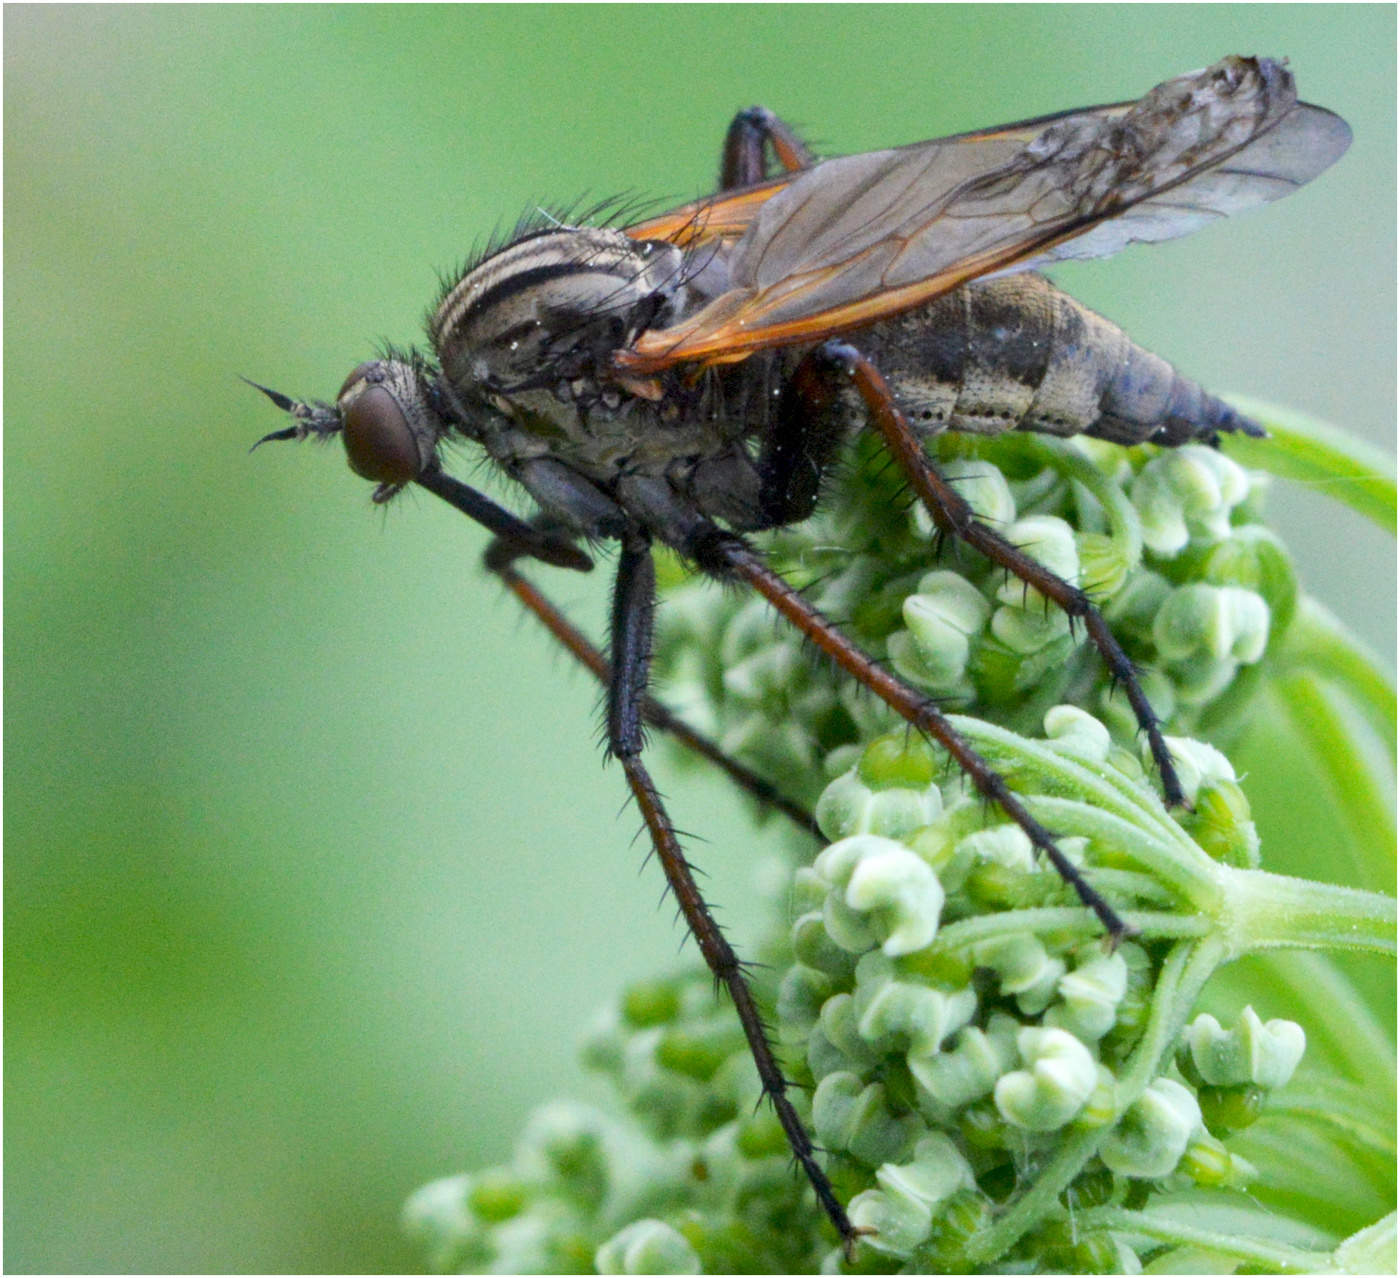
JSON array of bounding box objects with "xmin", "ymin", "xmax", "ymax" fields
[
  {"xmin": 618, "ymin": 57, "xmax": 1351, "ymax": 373},
  {"xmin": 622, "ymin": 102, "xmax": 1140, "ymax": 249}
]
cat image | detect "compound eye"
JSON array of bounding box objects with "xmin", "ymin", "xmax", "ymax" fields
[{"xmin": 341, "ymin": 382, "xmax": 422, "ymax": 484}]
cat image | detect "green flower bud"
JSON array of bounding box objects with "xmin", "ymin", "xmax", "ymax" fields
[
  {"xmin": 1183, "ymin": 775, "xmax": 1260, "ymax": 868},
  {"xmin": 1099, "ymin": 1076, "xmax": 1201, "ymax": 1178},
  {"xmin": 890, "ymin": 570, "xmax": 992, "ymax": 693},
  {"xmin": 1102, "ymin": 943, "xmax": 1153, "ymax": 1058},
  {"xmin": 777, "ymin": 963, "xmax": 837, "ymax": 1035},
  {"xmin": 721, "ymin": 711, "xmax": 820, "ymax": 786},
  {"xmin": 909, "ymin": 1014, "xmax": 1020, "ymax": 1110},
  {"xmin": 1044, "ymin": 951, "xmax": 1128, "ymax": 1041},
  {"xmin": 521, "ymin": 1102, "xmax": 610, "ymax": 1196},
  {"xmin": 1042, "ymin": 704, "xmax": 1114, "ymax": 763},
  {"xmin": 812, "ymin": 1071, "xmax": 921, "ymax": 1166},
  {"xmin": 1154, "ymin": 583, "xmax": 1270, "ymax": 668},
  {"xmin": 994, "ymin": 515, "xmax": 1081, "ymax": 610},
  {"xmin": 595, "ymin": 1219, "xmax": 702, "ymax": 1275},
  {"xmin": 467, "ymin": 1167, "xmax": 530, "ymax": 1223},
  {"xmin": 923, "ymin": 1187, "xmax": 993, "ymax": 1267},
  {"xmin": 491, "ymin": 1213, "xmax": 582, "ymax": 1276},
  {"xmin": 1179, "ymin": 1130, "xmax": 1256, "ymax": 1189},
  {"xmin": 656, "ymin": 1024, "xmax": 742, "ymax": 1083},
  {"xmin": 1197, "ymin": 1083, "xmax": 1266, "ymax": 1134},
  {"xmin": 852, "ymin": 951, "xmax": 978, "ymax": 1056},
  {"xmin": 813, "ymin": 993, "xmax": 880, "ymax": 1076},
  {"xmin": 971, "ymin": 932, "xmax": 1067, "ymax": 1014},
  {"xmin": 623, "ymin": 978, "xmax": 684, "ymax": 1028},
  {"xmin": 792, "ymin": 864, "xmax": 828, "ymax": 911},
  {"xmin": 1149, "ymin": 735, "xmax": 1238, "ymax": 808},
  {"xmin": 1132, "ymin": 445, "xmax": 1250, "ymax": 554},
  {"xmin": 1106, "ymin": 567, "xmax": 1173, "ymax": 630},
  {"xmin": 1199, "ymin": 524, "xmax": 1298, "ymax": 626},
  {"xmin": 1184, "ymin": 1007, "xmax": 1306, "ymax": 1089},
  {"xmin": 988, "ymin": 602, "xmax": 1071, "ymax": 656},
  {"xmin": 1076, "ymin": 529, "xmax": 1135, "ymax": 598},
  {"xmin": 402, "ymin": 1174, "xmax": 480, "ymax": 1273},
  {"xmin": 580, "ymin": 1007, "xmax": 627, "ymax": 1078},
  {"xmin": 961, "ymin": 822, "xmax": 1036, "ymax": 876},
  {"xmin": 815, "ymin": 835, "xmax": 945, "ymax": 956},
  {"xmin": 994, "ymin": 1026, "xmax": 1098, "ymax": 1131},
  {"xmin": 848, "ymin": 1134, "xmax": 977, "ymax": 1257},
  {"xmin": 814, "ymin": 768, "xmax": 944, "ymax": 842},
  {"xmin": 857, "ymin": 732, "xmax": 939, "ymax": 789},
  {"xmin": 720, "ymin": 639, "xmax": 805, "ymax": 705},
  {"xmin": 790, "ymin": 909, "xmax": 858, "ymax": 979}
]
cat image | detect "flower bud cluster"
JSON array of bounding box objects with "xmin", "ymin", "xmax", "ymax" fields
[
  {"xmin": 774, "ymin": 715, "xmax": 1292, "ymax": 1265},
  {"xmin": 407, "ymin": 431, "xmax": 1343, "ymax": 1273}
]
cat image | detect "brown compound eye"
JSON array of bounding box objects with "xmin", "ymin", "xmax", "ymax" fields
[{"xmin": 339, "ymin": 376, "xmax": 422, "ymax": 485}]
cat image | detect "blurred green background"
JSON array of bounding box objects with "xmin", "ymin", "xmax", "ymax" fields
[{"xmin": 7, "ymin": 6, "xmax": 1394, "ymax": 1272}]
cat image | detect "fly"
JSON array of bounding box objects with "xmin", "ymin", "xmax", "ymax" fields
[{"xmin": 251, "ymin": 56, "xmax": 1350, "ymax": 1252}]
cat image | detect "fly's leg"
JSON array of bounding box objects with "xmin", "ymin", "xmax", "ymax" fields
[
  {"xmin": 608, "ymin": 531, "xmax": 859, "ymax": 1253},
  {"xmin": 720, "ymin": 106, "xmax": 814, "ymax": 188},
  {"xmin": 414, "ymin": 466, "xmax": 595, "ymax": 573},
  {"xmin": 797, "ymin": 340, "xmax": 1187, "ymax": 811},
  {"xmin": 482, "ymin": 530, "xmax": 814, "ymax": 833},
  {"xmin": 689, "ymin": 526, "xmax": 1130, "ymax": 942},
  {"xmin": 751, "ymin": 348, "xmax": 854, "ymax": 528}
]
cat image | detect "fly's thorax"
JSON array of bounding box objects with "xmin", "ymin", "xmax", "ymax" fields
[
  {"xmin": 336, "ymin": 359, "xmax": 447, "ymax": 502},
  {"xmin": 430, "ymin": 226, "xmax": 686, "ymax": 397}
]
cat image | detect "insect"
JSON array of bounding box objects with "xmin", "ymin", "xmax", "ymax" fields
[{"xmin": 252, "ymin": 56, "xmax": 1349, "ymax": 1252}]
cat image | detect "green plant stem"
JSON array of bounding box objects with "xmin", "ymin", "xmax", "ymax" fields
[
  {"xmin": 1223, "ymin": 398, "xmax": 1397, "ymax": 534},
  {"xmin": 1221, "ymin": 867, "xmax": 1397, "ymax": 957},
  {"xmin": 1078, "ymin": 1205, "xmax": 1334, "ymax": 1272}
]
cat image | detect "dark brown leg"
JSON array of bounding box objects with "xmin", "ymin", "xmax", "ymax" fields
[
  {"xmin": 820, "ymin": 343, "xmax": 1186, "ymax": 810},
  {"xmin": 482, "ymin": 533, "xmax": 815, "ymax": 833},
  {"xmin": 692, "ymin": 530, "xmax": 1129, "ymax": 942},
  {"xmin": 609, "ymin": 532, "xmax": 858, "ymax": 1252},
  {"xmin": 720, "ymin": 106, "xmax": 814, "ymax": 188}
]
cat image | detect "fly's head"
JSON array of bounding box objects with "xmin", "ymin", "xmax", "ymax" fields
[
  {"xmin": 429, "ymin": 226, "xmax": 689, "ymax": 413},
  {"xmin": 249, "ymin": 356, "xmax": 449, "ymax": 504}
]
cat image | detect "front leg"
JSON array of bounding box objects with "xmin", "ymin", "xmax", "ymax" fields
[{"xmin": 482, "ymin": 530, "xmax": 814, "ymax": 832}]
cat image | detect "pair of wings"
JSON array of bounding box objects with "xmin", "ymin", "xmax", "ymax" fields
[{"xmin": 615, "ymin": 56, "xmax": 1350, "ymax": 374}]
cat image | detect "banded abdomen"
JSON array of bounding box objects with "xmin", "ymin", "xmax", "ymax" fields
[{"xmin": 864, "ymin": 273, "xmax": 1262, "ymax": 447}]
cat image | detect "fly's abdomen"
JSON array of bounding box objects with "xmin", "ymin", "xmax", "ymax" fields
[{"xmin": 870, "ymin": 274, "xmax": 1260, "ymax": 446}]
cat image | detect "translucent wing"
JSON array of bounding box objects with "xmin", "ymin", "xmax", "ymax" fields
[
  {"xmin": 620, "ymin": 57, "xmax": 1350, "ymax": 373},
  {"xmin": 623, "ymin": 105, "xmax": 1136, "ymax": 249}
]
